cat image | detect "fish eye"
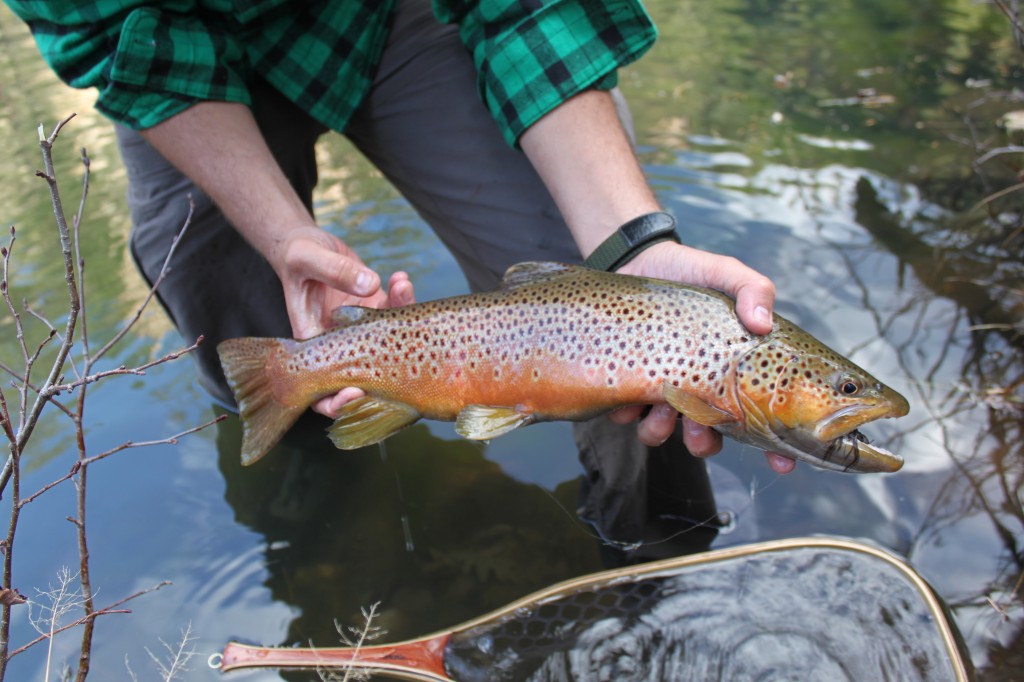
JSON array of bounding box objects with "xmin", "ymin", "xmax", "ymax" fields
[{"xmin": 836, "ymin": 376, "xmax": 861, "ymax": 395}]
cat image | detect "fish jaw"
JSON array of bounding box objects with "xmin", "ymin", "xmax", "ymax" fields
[
  {"xmin": 823, "ymin": 432, "xmax": 905, "ymax": 473},
  {"xmin": 812, "ymin": 387, "xmax": 910, "ymax": 443},
  {"xmin": 735, "ymin": 413, "xmax": 905, "ymax": 473}
]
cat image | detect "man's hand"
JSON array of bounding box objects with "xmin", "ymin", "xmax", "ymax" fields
[
  {"xmin": 276, "ymin": 226, "xmax": 414, "ymax": 340},
  {"xmin": 138, "ymin": 102, "xmax": 417, "ymax": 420},
  {"xmin": 614, "ymin": 241, "xmax": 795, "ymax": 474},
  {"xmin": 520, "ymin": 89, "xmax": 794, "ymax": 474},
  {"xmin": 274, "ymin": 227, "xmax": 416, "ymax": 418}
]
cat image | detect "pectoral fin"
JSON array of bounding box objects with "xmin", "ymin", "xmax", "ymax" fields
[
  {"xmin": 662, "ymin": 384, "xmax": 738, "ymax": 427},
  {"xmin": 455, "ymin": 405, "xmax": 533, "ymax": 440},
  {"xmin": 327, "ymin": 396, "xmax": 421, "ymax": 450}
]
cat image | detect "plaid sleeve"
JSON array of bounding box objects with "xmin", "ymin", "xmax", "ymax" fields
[
  {"xmin": 435, "ymin": 0, "xmax": 657, "ymax": 147},
  {"xmin": 8, "ymin": 2, "xmax": 251, "ymax": 129}
]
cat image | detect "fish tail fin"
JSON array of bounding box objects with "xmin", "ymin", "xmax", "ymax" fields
[{"xmin": 217, "ymin": 337, "xmax": 307, "ymax": 465}]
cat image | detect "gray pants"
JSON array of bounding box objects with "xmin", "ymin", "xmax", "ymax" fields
[{"xmin": 117, "ymin": 0, "xmax": 715, "ymax": 546}]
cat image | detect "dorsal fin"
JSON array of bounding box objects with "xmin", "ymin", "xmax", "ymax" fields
[
  {"xmin": 500, "ymin": 261, "xmax": 580, "ymax": 290},
  {"xmin": 329, "ymin": 305, "xmax": 376, "ymax": 329}
]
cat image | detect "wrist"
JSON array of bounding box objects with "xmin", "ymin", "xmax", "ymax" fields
[{"xmin": 582, "ymin": 211, "xmax": 680, "ymax": 272}]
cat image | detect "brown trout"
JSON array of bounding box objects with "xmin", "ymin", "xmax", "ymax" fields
[{"xmin": 217, "ymin": 262, "xmax": 909, "ymax": 471}]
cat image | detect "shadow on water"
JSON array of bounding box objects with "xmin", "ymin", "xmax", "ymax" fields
[{"xmin": 213, "ymin": 412, "xmax": 720, "ymax": 657}]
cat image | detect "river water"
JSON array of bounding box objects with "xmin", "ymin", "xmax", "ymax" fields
[{"xmin": 0, "ymin": 1, "xmax": 1021, "ymax": 679}]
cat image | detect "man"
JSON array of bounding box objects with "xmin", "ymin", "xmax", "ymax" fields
[{"xmin": 7, "ymin": 0, "xmax": 791, "ymax": 542}]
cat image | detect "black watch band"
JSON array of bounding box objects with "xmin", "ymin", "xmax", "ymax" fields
[{"xmin": 582, "ymin": 212, "xmax": 680, "ymax": 272}]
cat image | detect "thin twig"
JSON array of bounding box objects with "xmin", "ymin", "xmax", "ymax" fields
[
  {"xmin": 19, "ymin": 415, "xmax": 226, "ymax": 507},
  {"xmin": 73, "ymin": 147, "xmax": 91, "ymax": 361},
  {"xmin": 975, "ymin": 145, "xmax": 1024, "ymax": 166},
  {"xmin": 992, "ymin": 0, "xmax": 1024, "ymax": 48},
  {"xmin": 1, "ymin": 227, "xmax": 30, "ymax": 369},
  {"xmin": 40, "ymin": 337, "xmax": 206, "ymax": 399},
  {"xmin": 6, "ymin": 581, "xmax": 171, "ymax": 661},
  {"xmin": 92, "ymin": 198, "xmax": 194, "ymax": 363}
]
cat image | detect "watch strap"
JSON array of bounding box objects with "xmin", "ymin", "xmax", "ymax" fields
[{"xmin": 582, "ymin": 212, "xmax": 680, "ymax": 272}]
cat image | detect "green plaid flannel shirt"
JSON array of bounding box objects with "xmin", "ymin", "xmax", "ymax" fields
[{"xmin": 5, "ymin": 0, "xmax": 656, "ymax": 146}]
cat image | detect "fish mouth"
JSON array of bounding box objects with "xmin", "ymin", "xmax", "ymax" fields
[
  {"xmin": 765, "ymin": 422, "xmax": 904, "ymax": 474},
  {"xmin": 818, "ymin": 429, "xmax": 904, "ymax": 473},
  {"xmin": 814, "ymin": 400, "xmax": 907, "ymax": 443}
]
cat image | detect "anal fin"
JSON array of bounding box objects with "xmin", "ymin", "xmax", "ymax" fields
[
  {"xmin": 455, "ymin": 405, "xmax": 533, "ymax": 441},
  {"xmin": 327, "ymin": 396, "xmax": 421, "ymax": 450},
  {"xmin": 662, "ymin": 384, "xmax": 738, "ymax": 427}
]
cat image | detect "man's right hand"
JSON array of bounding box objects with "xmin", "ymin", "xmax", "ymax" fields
[
  {"xmin": 275, "ymin": 226, "xmax": 414, "ymax": 341},
  {"xmin": 138, "ymin": 102, "xmax": 416, "ymax": 417}
]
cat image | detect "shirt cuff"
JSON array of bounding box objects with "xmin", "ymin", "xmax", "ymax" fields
[
  {"xmin": 455, "ymin": 0, "xmax": 657, "ymax": 147},
  {"xmin": 99, "ymin": 8, "xmax": 251, "ymax": 129}
]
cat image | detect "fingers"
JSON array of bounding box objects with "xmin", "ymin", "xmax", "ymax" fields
[
  {"xmin": 619, "ymin": 242, "xmax": 776, "ymax": 336},
  {"xmin": 308, "ymin": 272, "xmax": 415, "ymax": 419},
  {"xmin": 765, "ymin": 452, "xmax": 796, "ymax": 474},
  {"xmin": 284, "ymin": 231, "xmax": 380, "ymax": 298},
  {"xmin": 684, "ymin": 249, "xmax": 774, "ymax": 335},
  {"xmin": 312, "ymin": 387, "xmax": 366, "ymax": 418},
  {"xmin": 733, "ymin": 272, "xmax": 775, "ymax": 336},
  {"xmin": 609, "ymin": 405, "xmax": 643, "ymax": 424},
  {"xmin": 387, "ymin": 271, "xmax": 416, "ymax": 307},
  {"xmin": 618, "ymin": 404, "xmax": 724, "ymax": 455},
  {"xmin": 682, "ymin": 418, "xmax": 723, "ymax": 456},
  {"xmin": 635, "ymin": 403, "xmax": 678, "ymax": 446},
  {"xmin": 612, "ymin": 408, "xmax": 796, "ymax": 475}
]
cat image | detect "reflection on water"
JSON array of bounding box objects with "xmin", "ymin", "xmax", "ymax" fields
[
  {"xmin": 0, "ymin": 0, "xmax": 1021, "ymax": 679},
  {"xmin": 214, "ymin": 412, "xmax": 720, "ymax": 655}
]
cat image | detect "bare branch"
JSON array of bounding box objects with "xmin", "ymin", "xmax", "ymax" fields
[
  {"xmin": 73, "ymin": 147, "xmax": 91, "ymax": 360},
  {"xmin": 16, "ymin": 114, "xmax": 85, "ymax": 460},
  {"xmin": 19, "ymin": 415, "xmax": 226, "ymax": 507},
  {"xmin": 6, "ymin": 580, "xmax": 171, "ymax": 661},
  {"xmin": 991, "ymin": 0, "xmax": 1024, "ymax": 49},
  {"xmin": 975, "ymin": 145, "xmax": 1024, "ymax": 167},
  {"xmin": 39, "ymin": 336, "xmax": 204, "ymax": 399},
  {"xmin": 92, "ymin": 199, "xmax": 194, "ymax": 363},
  {"xmin": 1, "ymin": 227, "xmax": 30, "ymax": 371}
]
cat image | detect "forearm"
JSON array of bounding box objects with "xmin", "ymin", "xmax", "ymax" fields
[
  {"xmin": 138, "ymin": 100, "xmax": 401, "ymax": 342},
  {"xmin": 519, "ymin": 89, "xmax": 659, "ymax": 258},
  {"xmin": 138, "ymin": 101, "xmax": 313, "ymax": 272},
  {"xmin": 520, "ymin": 89, "xmax": 774, "ymax": 333}
]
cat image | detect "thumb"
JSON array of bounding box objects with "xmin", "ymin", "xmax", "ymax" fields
[
  {"xmin": 733, "ymin": 278, "xmax": 775, "ymax": 336},
  {"xmin": 287, "ymin": 243, "xmax": 380, "ymax": 298}
]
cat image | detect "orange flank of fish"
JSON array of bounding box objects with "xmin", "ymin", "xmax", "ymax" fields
[{"xmin": 217, "ymin": 262, "xmax": 909, "ymax": 472}]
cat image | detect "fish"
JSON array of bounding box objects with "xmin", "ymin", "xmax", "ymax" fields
[{"xmin": 217, "ymin": 262, "xmax": 910, "ymax": 471}]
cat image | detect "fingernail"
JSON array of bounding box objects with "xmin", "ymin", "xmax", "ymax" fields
[
  {"xmin": 355, "ymin": 271, "xmax": 373, "ymax": 295},
  {"xmin": 684, "ymin": 419, "xmax": 705, "ymax": 436},
  {"xmin": 754, "ymin": 305, "xmax": 771, "ymax": 326}
]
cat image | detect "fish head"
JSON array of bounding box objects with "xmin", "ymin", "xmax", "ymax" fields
[{"xmin": 734, "ymin": 335, "xmax": 910, "ymax": 473}]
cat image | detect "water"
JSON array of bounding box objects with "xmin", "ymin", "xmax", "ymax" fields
[
  {"xmin": 1, "ymin": 1, "xmax": 1021, "ymax": 679},
  {"xmin": 444, "ymin": 542, "xmax": 965, "ymax": 681}
]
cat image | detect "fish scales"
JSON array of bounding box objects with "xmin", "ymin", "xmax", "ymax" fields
[
  {"xmin": 218, "ymin": 262, "xmax": 910, "ymax": 470},
  {"xmin": 285, "ymin": 271, "xmax": 748, "ymax": 421}
]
